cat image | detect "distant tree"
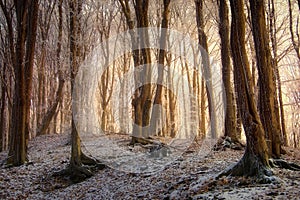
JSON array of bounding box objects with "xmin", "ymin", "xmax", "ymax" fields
[
  {"xmin": 118, "ymin": 0, "xmax": 154, "ymax": 144},
  {"xmin": 195, "ymin": 0, "xmax": 218, "ymax": 138},
  {"xmin": 152, "ymin": 0, "xmax": 172, "ymax": 136},
  {"xmin": 36, "ymin": 0, "xmax": 65, "ymax": 136},
  {"xmin": 288, "ymin": 0, "xmax": 300, "ymax": 61},
  {"xmin": 267, "ymin": 0, "xmax": 288, "ymax": 146}
]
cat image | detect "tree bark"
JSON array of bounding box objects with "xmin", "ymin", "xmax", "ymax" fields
[
  {"xmin": 68, "ymin": 1, "xmax": 103, "ymax": 176},
  {"xmin": 119, "ymin": 0, "xmax": 153, "ymax": 144},
  {"xmin": 221, "ymin": 0, "xmax": 271, "ymax": 178},
  {"xmin": 268, "ymin": 0, "xmax": 288, "ymax": 146},
  {"xmin": 218, "ymin": 0, "xmax": 238, "ymax": 142},
  {"xmin": 5, "ymin": 0, "xmax": 39, "ymax": 166},
  {"xmin": 249, "ymin": 0, "xmax": 282, "ymax": 158},
  {"xmin": 195, "ymin": 0, "xmax": 218, "ymax": 138},
  {"xmin": 36, "ymin": 74, "xmax": 64, "ymax": 135},
  {"xmin": 288, "ymin": 0, "xmax": 300, "ymax": 62},
  {"xmin": 152, "ymin": 0, "xmax": 172, "ymax": 137}
]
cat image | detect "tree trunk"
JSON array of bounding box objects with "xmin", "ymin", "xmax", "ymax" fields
[
  {"xmin": 200, "ymin": 77, "xmax": 206, "ymax": 137},
  {"xmin": 119, "ymin": 0, "xmax": 153, "ymax": 144},
  {"xmin": 36, "ymin": 74, "xmax": 64, "ymax": 135},
  {"xmin": 268, "ymin": 0, "xmax": 288, "ymax": 146},
  {"xmin": 68, "ymin": 1, "xmax": 103, "ymax": 177},
  {"xmin": 69, "ymin": 0, "xmax": 84, "ymax": 167},
  {"xmin": 249, "ymin": 0, "xmax": 282, "ymax": 158},
  {"xmin": 195, "ymin": 0, "xmax": 218, "ymax": 138},
  {"xmin": 218, "ymin": 0, "xmax": 238, "ymax": 142},
  {"xmin": 221, "ymin": 0, "xmax": 271, "ymax": 178},
  {"xmin": 6, "ymin": 0, "xmax": 39, "ymax": 166},
  {"xmin": 152, "ymin": 0, "xmax": 171, "ymax": 137},
  {"xmin": 288, "ymin": 0, "xmax": 300, "ymax": 62},
  {"xmin": 24, "ymin": 0, "xmax": 39, "ymax": 145}
]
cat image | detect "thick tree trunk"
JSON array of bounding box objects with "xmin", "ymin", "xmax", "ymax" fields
[
  {"xmin": 119, "ymin": 0, "xmax": 153, "ymax": 143},
  {"xmin": 221, "ymin": 0, "xmax": 271, "ymax": 178},
  {"xmin": 7, "ymin": 0, "xmax": 39, "ymax": 166},
  {"xmin": 249, "ymin": 0, "xmax": 282, "ymax": 158},
  {"xmin": 218, "ymin": 0, "xmax": 238, "ymax": 142},
  {"xmin": 24, "ymin": 0, "xmax": 39, "ymax": 145}
]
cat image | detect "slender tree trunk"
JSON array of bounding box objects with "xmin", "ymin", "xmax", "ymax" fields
[
  {"xmin": 268, "ymin": 0, "xmax": 288, "ymax": 146},
  {"xmin": 200, "ymin": 77, "xmax": 206, "ymax": 137},
  {"xmin": 0, "ymin": 64, "xmax": 5, "ymax": 151},
  {"xmin": 69, "ymin": 0, "xmax": 83, "ymax": 167},
  {"xmin": 218, "ymin": 0, "xmax": 238, "ymax": 141},
  {"xmin": 36, "ymin": 75, "xmax": 64, "ymax": 135},
  {"xmin": 152, "ymin": 0, "xmax": 171, "ymax": 136},
  {"xmin": 288, "ymin": 0, "xmax": 300, "ymax": 62},
  {"xmin": 195, "ymin": 0, "xmax": 218, "ymax": 138}
]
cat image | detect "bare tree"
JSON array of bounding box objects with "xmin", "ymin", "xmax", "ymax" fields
[
  {"xmin": 217, "ymin": 0, "xmax": 239, "ymax": 142},
  {"xmin": 249, "ymin": 0, "xmax": 282, "ymax": 158},
  {"xmin": 221, "ymin": 0, "xmax": 271, "ymax": 178},
  {"xmin": 0, "ymin": 0, "xmax": 39, "ymax": 166},
  {"xmin": 66, "ymin": 0, "xmax": 105, "ymax": 181},
  {"xmin": 195, "ymin": 0, "xmax": 218, "ymax": 138},
  {"xmin": 152, "ymin": 0, "xmax": 173, "ymax": 137},
  {"xmin": 288, "ymin": 0, "xmax": 300, "ymax": 61},
  {"xmin": 267, "ymin": 0, "xmax": 288, "ymax": 146}
]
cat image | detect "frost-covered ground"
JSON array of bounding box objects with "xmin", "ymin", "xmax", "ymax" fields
[{"xmin": 0, "ymin": 133, "xmax": 299, "ymax": 199}]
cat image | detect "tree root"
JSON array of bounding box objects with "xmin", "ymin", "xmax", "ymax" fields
[
  {"xmin": 130, "ymin": 136, "xmax": 154, "ymax": 145},
  {"xmin": 81, "ymin": 153, "xmax": 105, "ymax": 169},
  {"xmin": 269, "ymin": 159, "xmax": 300, "ymax": 171},
  {"xmin": 52, "ymin": 154, "xmax": 106, "ymax": 183},
  {"xmin": 217, "ymin": 152, "xmax": 280, "ymax": 184},
  {"xmin": 213, "ymin": 136, "xmax": 245, "ymax": 151}
]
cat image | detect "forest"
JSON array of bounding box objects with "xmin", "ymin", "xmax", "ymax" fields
[{"xmin": 0, "ymin": 0, "xmax": 299, "ymax": 199}]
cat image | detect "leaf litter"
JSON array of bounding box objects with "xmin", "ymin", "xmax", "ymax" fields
[{"xmin": 0, "ymin": 133, "xmax": 299, "ymax": 199}]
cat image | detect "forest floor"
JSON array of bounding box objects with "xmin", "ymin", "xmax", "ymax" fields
[{"xmin": 0, "ymin": 133, "xmax": 300, "ymax": 200}]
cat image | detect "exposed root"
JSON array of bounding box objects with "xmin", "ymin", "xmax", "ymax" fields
[
  {"xmin": 217, "ymin": 152, "xmax": 278, "ymax": 184},
  {"xmin": 52, "ymin": 164, "xmax": 93, "ymax": 183},
  {"xmin": 81, "ymin": 153, "xmax": 106, "ymax": 169},
  {"xmin": 130, "ymin": 136, "xmax": 154, "ymax": 145},
  {"xmin": 52, "ymin": 154, "xmax": 106, "ymax": 183},
  {"xmin": 213, "ymin": 136, "xmax": 245, "ymax": 151},
  {"xmin": 269, "ymin": 159, "xmax": 300, "ymax": 171}
]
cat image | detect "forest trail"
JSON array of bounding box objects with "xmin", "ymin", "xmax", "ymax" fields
[{"xmin": 0, "ymin": 133, "xmax": 299, "ymax": 199}]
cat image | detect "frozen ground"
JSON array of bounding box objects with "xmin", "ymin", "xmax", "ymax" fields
[{"xmin": 0, "ymin": 133, "xmax": 299, "ymax": 199}]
